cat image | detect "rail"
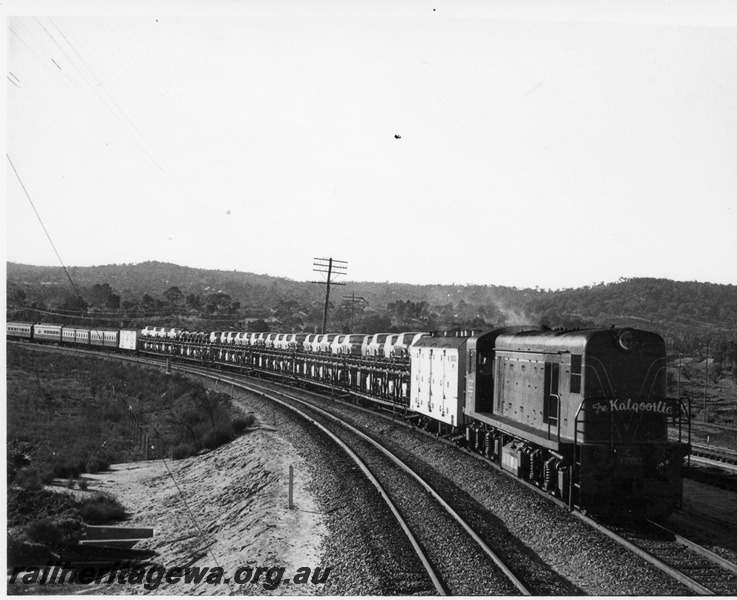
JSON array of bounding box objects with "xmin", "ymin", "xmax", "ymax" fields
[
  {"xmin": 578, "ymin": 514, "xmax": 737, "ymax": 595},
  {"xmin": 183, "ymin": 364, "xmax": 531, "ymax": 596}
]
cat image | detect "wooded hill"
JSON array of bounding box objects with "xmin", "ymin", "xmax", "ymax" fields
[{"xmin": 7, "ymin": 261, "xmax": 737, "ymax": 364}]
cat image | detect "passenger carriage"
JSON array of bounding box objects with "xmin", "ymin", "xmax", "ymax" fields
[{"xmin": 7, "ymin": 322, "xmax": 33, "ymax": 341}]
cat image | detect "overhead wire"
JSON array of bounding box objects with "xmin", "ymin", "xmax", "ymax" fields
[
  {"xmin": 8, "ymin": 19, "xmax": 170, "ymax": 188},
  {"xmin": 118, "ymin": 17, "xmax": 244, "ymax": 205},
  {"xmin": 35, "ymin": 17, "xmax": 173, "ymax": 175},
  {"xmin": 117, "ymin": 16, "xmax": 261, "ymax": 232},
  {"xmin": 7, "ymin": 61, "xmax": 107, "ymax": 154},
  {"xmin": 60, "ymin": 16, "xmax": 230, "ymax": 229},
  {"xmin": 48, "ymin": 17, "xmax": 171, "ymax": 174},
  {"xmin": 7, "ymin": 154, "xmax": 84, "ymax": 301},
  {"xmin": 10, "ymin": 17, "xmax": 212, "ymax": 244},
  {"xmin": 9, "ymin": 17, "xmax": 259, "ymax": 269}
]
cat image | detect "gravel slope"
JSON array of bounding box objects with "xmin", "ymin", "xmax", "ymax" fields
[{"xmin": 83, "ymin": 424, "xmax": 328, "ymax": 595}]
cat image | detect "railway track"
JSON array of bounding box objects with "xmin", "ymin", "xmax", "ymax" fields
[
  {"xmin": 691, "ymin": 446, "xmax": 737, "ymax": 467},
  {"xmin": 205, "ymin": 365, "xmax": 737, "ymax": 596},
  {"xmin": 184, "ymin": 365, "xmax": 532, "ymax": 595},
  {"xmin": 12, "ymin": 342, "xmax": 737, "ymax": 594},
  {"xmin": 686, "ymin": 463, "xmax": 737, "ymax": 493},
  {"xmin": 190, "ymin": 363, "xmax": 737, "ymax": 596},
  {"xmin": 582, "ymin": 516, "xmax": 737, "ymax": 595}
]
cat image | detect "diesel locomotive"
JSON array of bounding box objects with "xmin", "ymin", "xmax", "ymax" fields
[
  {"xmin": 7, "ymin": 321, "xmax": 690, "ymax": 519},
  {"xmin": 411, "ymin": 327, "xmax": 690, "ymax": 519}
]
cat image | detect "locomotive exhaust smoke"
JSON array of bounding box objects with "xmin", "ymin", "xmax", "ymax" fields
[{"xmin": 497, "ymin": 304, "xmax": 540, "ymax": 327}]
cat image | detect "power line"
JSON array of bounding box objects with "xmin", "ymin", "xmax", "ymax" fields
[
  {"xmin": 7, "ymin": 154, "xmax": 83, "ymax": 301},
  {"xmin": 160, "ymin": 458, "xmax": 234, "ymax": 593},
  {"xmin": 13, "ymin": 18, "xmax": 222, "ymax": 238}
]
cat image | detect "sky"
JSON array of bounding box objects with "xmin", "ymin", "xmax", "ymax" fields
[{"xmin": 4, "ymin": 0, "xmax": 737, "ymax": 290}]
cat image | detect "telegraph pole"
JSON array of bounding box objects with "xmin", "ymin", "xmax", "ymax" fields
[
  {"xmin": 313, "ymin": 258, "xmax": 347, "ymax": 334},
  {"xmin": 342, "ymin": 292, "xmax": 367, "ymax": 333},
  {"xmin": 704, "ymin": 337, "xmax": 709, "ymax": 422}
]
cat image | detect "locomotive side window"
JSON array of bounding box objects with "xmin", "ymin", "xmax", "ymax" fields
[{"xmin": 570, "ymin": 354, "xmax": 582, "ymax": 394}]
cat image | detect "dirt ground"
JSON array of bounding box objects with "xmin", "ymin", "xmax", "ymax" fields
[{"xmin": 62, "ymin": 426, "xmax": 328, "ymax": 595}]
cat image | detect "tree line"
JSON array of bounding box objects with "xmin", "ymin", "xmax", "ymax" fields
[{"xmin": 7, "ymin": 272, "xmax": 736, "ymax": 367}]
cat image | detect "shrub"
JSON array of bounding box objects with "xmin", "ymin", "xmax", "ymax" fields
[
  {"xmin": 25, "ymin": 519, "xmax": 66, "ymax": 548},
  {"xmin": 23, "ymin": 517, "xmax": 81, "ymax": 548},
  {"xmin": 79, "ymin": 493, "xmax": 126, "ymax": 524},
  {"xmin": 78, "ymin": 477, "xmax": 89, "ymax": 491},
  {"xmin": 15, "ymin": 468, "xmax": 43, "ymax": 491},
  {"xmin": 15, "ymin": 465, "xmax": 55, "ymax": 490},
  {"xmin": 85, "ymin": 455, "xmax": 110, "ymax": 474},
  {"xmin": 231, "ymin": 413, "xmax": 255, "ymax": 435},
  {"xmin": 202, "ymin": 424, "xmax": 233, "ymax": 449},
  {"xmin": 52, "ymin": 459, "xmax": 84, "ymax": 479},
  {"xmin": 171, "ymin": 442, "xmax": 198, "ymax": 460}
]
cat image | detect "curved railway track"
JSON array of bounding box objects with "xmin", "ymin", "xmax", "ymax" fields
[
  {"xmin": 183, "ymin": 361, "xmax": 737, "ymax": 596},
  {"xmin": 11, "ymin": 342, "xmax": 737, "ymax": 594},
  {"xmin": 183, "ymin": 364, "xmax": 532, "ymax": 595}
]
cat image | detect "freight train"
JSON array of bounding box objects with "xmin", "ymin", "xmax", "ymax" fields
[{"xmin": 7, "ymin": 321, "xmax": 691, "ymax": 519}]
